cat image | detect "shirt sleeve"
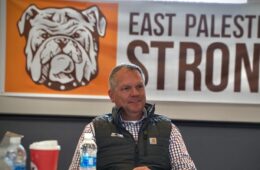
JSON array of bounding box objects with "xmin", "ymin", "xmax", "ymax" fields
[
  {"xmin": 68, "ymin": 122, "xmax": 95, "ymax": 170},
  {"xmin": 169, "ymin": 123, "xmax": 197, "ymax": 170}
]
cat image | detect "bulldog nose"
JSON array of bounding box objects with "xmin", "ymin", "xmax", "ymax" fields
[{"xmin": 55, "ymin": 38, "xmax": 68, "ymax": 49}]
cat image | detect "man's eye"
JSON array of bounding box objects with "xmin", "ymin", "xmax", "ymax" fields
[
  {"xmin": 137, "ymin": 84, "xmax": 144, "ymax": 89},
  {"xmin": 122, "ymin": 87, "xmax": 130, "ymax": 91}
]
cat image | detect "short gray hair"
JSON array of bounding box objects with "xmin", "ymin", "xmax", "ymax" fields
[{"xmin": 108, "ymin": 63, "xmax": 144, "ymax": 90}]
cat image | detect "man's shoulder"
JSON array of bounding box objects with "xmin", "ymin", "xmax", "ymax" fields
[
  {"xmin": 92, "ymin": 113, "xmax": 115, "ymax": 130},
  {"xmin": 153, "ymin": 113, "xmax": 171, "ymax": 122},
  {"xmin": 93, "ymin": 113, "xmax": 113, "ymax": 122}
]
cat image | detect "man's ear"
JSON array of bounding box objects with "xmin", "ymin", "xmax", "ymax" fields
[{"xmin": 108, "ymin": 89, "xmax": 114, "ymax": 103}]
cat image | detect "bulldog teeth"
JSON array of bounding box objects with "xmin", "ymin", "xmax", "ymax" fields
[
  {"xmin": 50, "ymin": 52, "xmax": 54, "ymax": 58},
  {"xmin": 69, "ymin": 52, "xmax": 72, "ymax": 58}
]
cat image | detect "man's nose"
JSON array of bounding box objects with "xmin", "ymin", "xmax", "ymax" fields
[{"xmin": 130, "ymin": 87, "xmax": 140, "ymax": 96}]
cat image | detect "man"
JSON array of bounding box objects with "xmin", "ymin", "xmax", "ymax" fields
[{"xmin": 69, "ymin": 63, "xmax": 196, "ymax": 170}]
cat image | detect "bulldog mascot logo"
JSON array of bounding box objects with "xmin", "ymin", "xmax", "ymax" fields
[{"xmin": 18, "ymin": 5, "xmax": 107, "ymax": 90}]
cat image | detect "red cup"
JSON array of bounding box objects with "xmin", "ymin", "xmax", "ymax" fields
[{"xmin": 30, "ymin": 140, "xmax": 60, "ymax": 170}]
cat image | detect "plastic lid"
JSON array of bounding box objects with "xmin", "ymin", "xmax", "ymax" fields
[
  {"xmin": 10, "ymin": 137, "xmax": 22, "ymax": 144},
  {"xmin": 29, "ymin": 140, "xmax": 60, "ymax": 150},
  {"xmin": 84, "ymin": 133, "xmax": 93, "ymax": 140}
]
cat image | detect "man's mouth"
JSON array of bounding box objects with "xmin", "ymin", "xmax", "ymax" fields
[{"xmin": 128, "ymin": 99, "xmax": 142, "ymax": 104}]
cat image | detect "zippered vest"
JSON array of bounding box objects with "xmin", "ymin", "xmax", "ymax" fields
[{"xmin": 93, "ymin": 104, "xmax": 172, "ymax": 170}]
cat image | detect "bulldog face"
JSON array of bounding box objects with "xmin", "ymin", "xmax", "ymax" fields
[{"xmin": 18, "ymin": 5, "xmax": 106, "ymax": 90}]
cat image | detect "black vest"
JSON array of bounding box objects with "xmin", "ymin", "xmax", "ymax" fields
[{"xmin": 93, "ymin": 103, "xmax": 172, "ymax": 170}]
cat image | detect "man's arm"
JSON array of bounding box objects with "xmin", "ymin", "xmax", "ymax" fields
[
  {"xmin": 169, "ymin": 124, "xmax": 197, "ymax": 170},
  {"xmin": 69, "ymin": 122, "xmax": 95, "ymax": 170}
]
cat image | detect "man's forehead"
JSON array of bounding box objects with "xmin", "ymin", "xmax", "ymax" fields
[
  {"xmin": 116, "ymin": 78, "xmax": 144, "ymax": 89},
  {"xmin": 116, "ymin": 68, "xmax": 141, "ymax": 77}
]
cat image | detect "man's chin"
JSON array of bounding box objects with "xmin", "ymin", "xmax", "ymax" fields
[{"xmin": 129, "ymin": 104, "xmax": 144, "ymax": 113}]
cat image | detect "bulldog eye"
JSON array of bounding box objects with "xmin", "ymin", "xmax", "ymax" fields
[
  {"xmin": 72, "ymin": 32, "xmax": 80, "ymax": 38},
  {"xmin": 41, "ymin": 33, "xmax": 50, "ymax": 39}
]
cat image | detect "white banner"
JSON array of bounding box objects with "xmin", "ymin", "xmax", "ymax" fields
[
  {"xmin": 117, "ymin": 2, "xmax": 260, "ymax": 103},
  {"xmin": 1, "ymin": 0, "xmax": 260, "ymax": 104}
]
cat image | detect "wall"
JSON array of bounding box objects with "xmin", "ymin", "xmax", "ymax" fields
[
  {"xmin": 1, "ymin": 114, "xmax": 260, "ymax": 170},
  {"xmin": 1, "ymin": 96, "xmax": 260, "ymax": 123}
]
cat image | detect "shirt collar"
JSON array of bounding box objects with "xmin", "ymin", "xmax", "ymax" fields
[{"xmin": 120, "ymin": 108, "xmax": 148, "ymax": 124}]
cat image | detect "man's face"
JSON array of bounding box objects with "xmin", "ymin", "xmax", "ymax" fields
[{"xmin": 109, "ymin": 68, "xmax": 146, "ymax": 120}]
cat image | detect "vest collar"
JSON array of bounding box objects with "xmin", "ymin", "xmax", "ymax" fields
[{"xmin": 112, "ymin": 103, "xmax": 155, "ymax": 125}]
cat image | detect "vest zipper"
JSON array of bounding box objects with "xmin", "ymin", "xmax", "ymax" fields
[
  {"xmin": 118, "ymin": 126, "xmax": 139, "ymax": 166},
  {"xmin": 140, "ymin": 118, "xmax": 149, "ymax": 157},
  {"xmin": 143, "ymin": 130, "xmax": 148, "ymax": 156},
  {"xmin": 134, "ymin": 143, "xmax": 139, "ymax": 165}
]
